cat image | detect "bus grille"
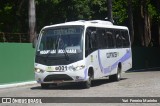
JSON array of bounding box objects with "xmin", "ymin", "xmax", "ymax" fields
[{"xmin": 44, "ymin": 74, "xmax": 73, "ymax": 82}]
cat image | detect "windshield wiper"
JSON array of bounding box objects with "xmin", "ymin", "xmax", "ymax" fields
[
  {"xmin": 62, "ymin": 46, "xmax": 69, "ymax": 61},
  {"xmin": 56, "ymin": 35, "xmax": 70, "ymax": 61},
  {"xmin": 56, "ymin": 34, "xmax": 61, "ymax": 54}
]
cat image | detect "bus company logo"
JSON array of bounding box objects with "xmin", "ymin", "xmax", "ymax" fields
[
  {"xmin": 106, "ymin": 52, "xmax": 118, "ymax": 58},
  {"xmin": 2, "ymin": 98, "xmax": 12, "ymax": 103}
]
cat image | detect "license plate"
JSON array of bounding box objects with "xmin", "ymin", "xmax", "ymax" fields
[
  {"xmin": 53, "ymin": 80, "xmax": 63, "ymax": 83},
  {"xmin": 55, "ymin": 66, "xmax": 68, "ymax": 71}
]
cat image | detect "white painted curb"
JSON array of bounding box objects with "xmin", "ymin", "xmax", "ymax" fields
[{"xmin": 0, "ymin": 81, "xmax": 37, "ymax": 89}]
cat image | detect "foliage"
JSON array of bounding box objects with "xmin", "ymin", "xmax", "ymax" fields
[
  {"xmin": 35, "ymin": 0, "xmax": 107, "ymax": 31},
  {"xmin": 112, "ymin": 0, "xmax": 128, "ymax": 24},
  {"xmin": 0, "ymin": 0, "xmax": 28, "ymax": 32},
  {"xmin": 0, "ymin": 0, "xmax": 160, "ymax": 46}
]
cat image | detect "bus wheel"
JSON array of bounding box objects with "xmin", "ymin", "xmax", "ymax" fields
[
  {"xmin": 109, "ymin": 67, "xmax": 121, "ymax": 81},
  {"xmin": 41, "ymin": 83, "xmax": 50, "ymax": 89},
  {"xmin": 83, "ymin": 74, "xmax": 92, "ymax": 89}
]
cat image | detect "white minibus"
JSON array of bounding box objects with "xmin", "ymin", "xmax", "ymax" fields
[{"xmin": 34, "ymin": 20, "xmax": 132, "ymax": 89}]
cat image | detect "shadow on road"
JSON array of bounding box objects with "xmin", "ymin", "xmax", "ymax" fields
[
  {"xmin": 91, "ymin": 78, "xmax": 127, "ymax": 87},
  {"xmin": 30, "ymin": 78, "xmax": 127, "ymax": 90},
  {"xmin": 128, "ymin": 67, "xmax": 160, "ymax": 73}
]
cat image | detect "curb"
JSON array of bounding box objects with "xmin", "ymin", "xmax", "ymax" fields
[{"xmin": 0, "ymin": 81, "xmax": 37, "ymax": 89}]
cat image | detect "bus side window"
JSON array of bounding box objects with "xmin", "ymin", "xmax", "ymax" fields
[
  {"xmin": 115, "ymin": 30, "xmax": 122, "ymax": 48},
  {"xmin": 97, "ymin": 28, "xmax": 106, "ymax": 49},
  {"xmin": 90, "ymin": 31, "xmax": 97, "ymax": 49},
  {"xmin": 87, "ymin": 27, "xmax": 97, "ymax": 49},
  {"xmin": 106, "ymin": 29, "xmax": 115, "ymax": 49},
  {"xmin": 85, "ymin": 27, "xmax": 97, "ymax": 57},
  {"xmin": 121, "ymin": 30, "xmax": 130, "ymax": 48},
  {"xmin": 85, "ymin": 31, "xmax": 89, "ymax": 56}
]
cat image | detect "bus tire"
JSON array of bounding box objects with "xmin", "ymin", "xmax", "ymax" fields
[
  {"xmin": 41, "ymin": 83, "xmax": 50, "ymax": 89},
  {"xmin": 82, "ymin": 73, "xmax": 92, "ymax": 89},
  {"xmin": 109, "ymin": 67, "xmax": 121, "ymax": 81}
]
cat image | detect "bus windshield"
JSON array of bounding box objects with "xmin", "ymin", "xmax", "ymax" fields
[{"xmin": 38, "ymin": 26, "xmax": 84, "ymax": 55}]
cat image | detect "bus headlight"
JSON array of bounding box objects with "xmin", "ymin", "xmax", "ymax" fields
[
  {"xmin": 34, "ymin": 68, "xmax": 45, "ymax": 73},
  {"xmin": 75, "ymin": 66, "xmax": 85, "ymax": 70},
  {"xmin": 69, "ymin": 65, "xmax": 85, "ymax": 71}
]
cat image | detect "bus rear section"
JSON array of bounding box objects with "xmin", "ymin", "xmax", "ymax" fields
[{"xmin": 84, "ymin": 26, "xmax": 132, "ymax": 82}]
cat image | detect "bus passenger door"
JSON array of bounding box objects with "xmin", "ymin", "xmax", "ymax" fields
[{"xmin": 85, "ymin": 27, "xmax": 99, "ymax": 78}]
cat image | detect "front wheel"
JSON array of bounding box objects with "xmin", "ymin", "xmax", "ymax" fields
[
  {"xmin": 109, "ymin": 67, "xmax": 121, "ymax": 81},
  {"xmin": 82, "ymin": 74, "xmax": 92, "ymax": 89}
]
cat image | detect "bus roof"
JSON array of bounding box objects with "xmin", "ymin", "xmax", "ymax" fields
[{"xmin": 42, "ymin": 20, "xmax": 128, "ymax": 30}]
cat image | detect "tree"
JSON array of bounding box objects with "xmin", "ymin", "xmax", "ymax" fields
[
  {"xmin": 107, "ymin": 0, "xmax": 113, "ymax": 23},
  {"xmin": 142, "ymin": 0, "xmax": 151, "ymax": 47},
  {"xmin": 128, "ymin": 0, "xmax": 134, "ymax": 44},
  {"xmin": 29, "ymin": 0, "xmax": 36, "ymax": 43},
  {"xmin": 1, "ymin": 0, "xmax": 160, "ymax": 46},
  {"xmin": 0, "ymin": 0, "xmax": 28, "ymax": 33},
  {"xmin": 155, "ymin": 0, "xmax": 160, "ymax": 46}
]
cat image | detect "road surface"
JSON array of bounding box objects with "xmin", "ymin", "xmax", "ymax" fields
[{"xmin": 0, "ymin": 70, "xmax": 160, "ymax": 106}]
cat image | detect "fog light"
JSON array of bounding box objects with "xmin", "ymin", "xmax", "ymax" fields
[
  {"xmin": 38, "ymin": 78, "xmax": 41, "ymax": 82},
  {"xmin": 37, "ymin": 78, "xmax": 42, "ymax": 83}
]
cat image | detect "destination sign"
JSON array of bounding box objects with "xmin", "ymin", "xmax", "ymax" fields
[{"xmin": 47, "ymin": 28, "xmax": 82, "ymax": 35}]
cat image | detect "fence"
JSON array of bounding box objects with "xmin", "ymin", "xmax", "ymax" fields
[
  {"xmin": 132, "ymin": 47, "xmax": 160, "ymax": 70},
  {"xmin": 0, "ymin": 43, "xmax": 35, "ymax": 85},
  {"xmin": 0, "ymin": 32, "xmax": 29, "ymax": 43},
  {"xmin": 0, "ymin": 43, "xmax": 160, "ymax": 85}
]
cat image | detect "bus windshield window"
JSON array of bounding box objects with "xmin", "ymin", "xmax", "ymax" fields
[{"xmin": 38, "ymin": 26, "xmax": 83, "ymax": 54}]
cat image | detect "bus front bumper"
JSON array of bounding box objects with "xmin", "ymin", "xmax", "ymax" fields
[{"xmin": 35, "ymin": 69, "xmax": 88, "ymax": 84}]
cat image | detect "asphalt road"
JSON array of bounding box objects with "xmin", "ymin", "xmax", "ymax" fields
[{"xmin": 0, "ymin": 70, "xmax": 160, "ymax": 106}]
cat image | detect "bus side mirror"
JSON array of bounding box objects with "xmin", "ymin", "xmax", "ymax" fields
[{"xmin": 32, "ymin": 34, "xmax": 39, "ymax": 48}]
